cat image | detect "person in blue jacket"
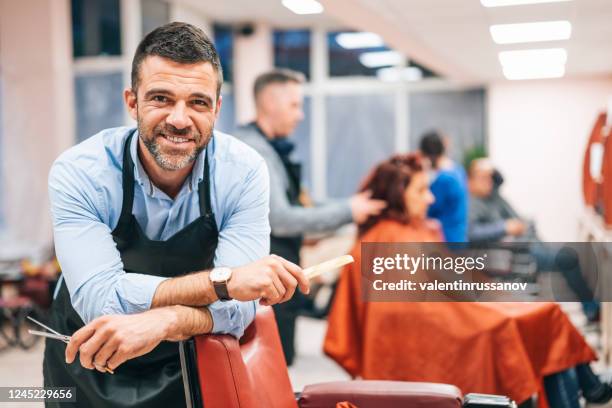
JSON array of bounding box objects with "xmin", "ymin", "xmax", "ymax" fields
[{"xmin": 419, "ymin": 131, "xmax": 468, "ymax": 242}]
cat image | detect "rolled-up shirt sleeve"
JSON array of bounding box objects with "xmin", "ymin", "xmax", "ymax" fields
[
  {"xmin": 209, "ymin": 156, "xmax": 271, "ymax": 338},
  {"xmin": 49, "ymin": 160, "xmax": 168, "ymax": 324}
]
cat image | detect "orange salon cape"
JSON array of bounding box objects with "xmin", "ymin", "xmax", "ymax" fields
[{"xmin": 324, "ymin": 219, "xmax": 597, "ymax": 407}]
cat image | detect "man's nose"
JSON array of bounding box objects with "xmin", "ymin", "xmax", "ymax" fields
[{"xmin": 166, "ymin": 101, "xmax": 191, "ymax": 129}]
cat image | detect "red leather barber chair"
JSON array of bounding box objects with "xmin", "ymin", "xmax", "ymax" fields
[{"xmin": 178, "ymin": 307, "xmax": 514, "ymax": 408}]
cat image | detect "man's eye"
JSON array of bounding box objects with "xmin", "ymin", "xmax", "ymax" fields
[
  {"xmin": 153, "ymin": 95, "xmax": 168, "ymax": 103},
  {"xmin": 193, "ymin": 99, "xmax": 208, "ymax": 106}
]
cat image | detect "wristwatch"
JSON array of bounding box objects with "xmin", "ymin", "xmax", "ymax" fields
[{"xmin": 209, "ymin": 267, "xmax": 233, "ymax": 301}]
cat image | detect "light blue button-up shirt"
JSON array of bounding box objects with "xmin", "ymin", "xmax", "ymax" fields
[{"xmin": 48, "ymin": 126, "xmax": 270, "ymax": 338}]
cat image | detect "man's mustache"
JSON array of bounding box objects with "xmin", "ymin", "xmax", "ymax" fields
[{"xmin": 155, "ymin": 125, "xmax": 199, "ymax": 140}]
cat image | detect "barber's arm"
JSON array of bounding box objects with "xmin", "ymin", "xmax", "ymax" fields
[
  {"xmin": 266, "ymin": 156, "xmax": 384, "ymax": 236},
  {"xmin": 65, "ymin": 252, "xmax": 305, "ymax": 374}
]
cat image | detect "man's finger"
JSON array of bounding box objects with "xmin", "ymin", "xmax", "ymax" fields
[
  {"xmin": 269, "ymin": 272, "xmax": 286, "ymax": 305},
  {"xmin": 271, "ymin": 255, "xmax": 309, "ymax": 294},
  {"xmin": 65, "ymin": 325, "xmax": 96, "ymax": 364},
  {"xmin": 79, "ymin": 328, "xmax": 113, "ymax": 370},
  {"xmin": 259, "ymin": 277, "xmax": 281, "ymax": 306},
  {"xmin": 276, "ymin": 267, "xmax": 298, "ymax": 303},
  {"xmin": 107, "ymin": 348, "xmax": 130, "ymax": 372},
  {"xmin": 370, "ymin": 200, "xmax": 387, "ymax": 211},
  {"xmin": 93, "ymin": 338, "xmax": 120, "ymax": 373}
]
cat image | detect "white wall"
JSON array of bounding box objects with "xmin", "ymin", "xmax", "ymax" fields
[
  {"xmin": 233, "ymin": 24, "xmax": 274, "ymax": 124},
  {"xmin": 0, "ymin": 0, "xmax": 75, "ymax": 244},
  {"xmin": 487, "ymin": 78, "xmax": 612, "ymax": 241}
]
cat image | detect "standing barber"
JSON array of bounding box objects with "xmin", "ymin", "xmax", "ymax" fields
[
  {"xmin": 44, "ymin": 23, "xmax": 309, "ymax": 407},
  {"xmin": 236, "ymin": 69, "xmax": 386, "ymax": 365}
]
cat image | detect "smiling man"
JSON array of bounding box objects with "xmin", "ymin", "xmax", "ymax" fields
[{"xmin": 43, "ymin": 22, "xmax": 309, "ymax": 408}]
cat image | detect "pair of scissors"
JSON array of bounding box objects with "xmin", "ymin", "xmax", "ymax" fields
[{"xmin": 27, "ymin": 316, "xmax": 114, "ymax": 374}]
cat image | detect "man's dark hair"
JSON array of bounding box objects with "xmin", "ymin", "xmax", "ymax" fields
[
  {"xmin": 131, "ymin": 22, "xmax": 223, "ymax": 98},
  {"xmin": 253, "ymin": 69, "xmax": 305, "ymax": 100},
  {"xmin": 419, "ymin": 130, "xmax": 445, "ymax": 169}
]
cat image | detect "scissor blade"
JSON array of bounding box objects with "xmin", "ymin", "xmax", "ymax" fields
[
  {"xmin": 28, "ymin": 329, "xmax": 70, "ymax": 344},
  {"xmin": 26, "ymin": 316, "xmax": 62, "ymax": 337}
]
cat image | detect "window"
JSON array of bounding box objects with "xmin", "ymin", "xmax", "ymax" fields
[
  {"xmin": 325, "ymin": 94, "xmax": 395, "ymax": 198},
  {"xmin": 274, "ymin": 30, "xmax": 311, "ymax": 80},
  {"xmin": 214, "ymin": 24, "xmax": 233, "ymax": 84},
  {"xmin": 408, "ymin": 89, "xmax": 486, "ymax": 165},
  {"xmin": 328, "ymin": 31, "xmax": 439, "ymax": 80},
  {"xmin": 328, "ymin": 31, "xmax": 395, "ymax": 77},
  {"xmin": 75, "ymin": 72, "xmax": 124, "ymax": 141},
  {"xmin": 72, "ymin": 0, "xmax": 122, "ymax": 58}
]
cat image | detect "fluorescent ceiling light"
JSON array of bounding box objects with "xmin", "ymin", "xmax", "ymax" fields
[
  {"xmin": 499, "ymin": 48, "xmax": 567, "ymax": 66},
  {"xmin": 490, "ymin": 21, "xmax": 571, "ymax": 44},
  {"xmin": 502, "ymin": 64, "xmax": 565, "ymax": 80},
  {"xmin": 498, "ymin": 48, "xmax": 567, "ymax": 80},
  {"xmin": 377, "ymin": 67, "xmax": 423, "ymax": 82},
  {"xmin": 481, "ymin": 0, "xmax": 571, "ymax": 7},
  {"xmin": 282, "ymin": 0, "xmax": 324, "ymax": 15},
  {"xmin": 359, "ymin": 51, "xmax": 404, "ymax": 68},
  {"xmin": 336, "ymin": 32, "xmax": 385, "ymax": 49}
]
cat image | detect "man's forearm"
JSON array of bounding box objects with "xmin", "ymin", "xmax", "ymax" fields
[
  {"xmin": 163, "ymin": 305, "xmax": 213, "ymax": 341},
  {"xmin": 151, "ymin": 270, "xmax": 218, "ymax": 308}
]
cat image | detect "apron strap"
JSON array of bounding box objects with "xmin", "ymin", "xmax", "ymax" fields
[
  {"xmin": 198, "ymin": 147, "xmax": 213, "ymax": 217},
  {"xmin": 115, "ymin": 129, "xmax": 138, "ymax": 232}
]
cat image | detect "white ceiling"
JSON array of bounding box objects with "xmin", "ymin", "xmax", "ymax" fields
[
  {"xmin": 176, "ymin": 0, "xmax": 340, "ymax": 28},
  {"xmin": 178, "ymin": 0, "xmax": 612, "ymax": 82}
]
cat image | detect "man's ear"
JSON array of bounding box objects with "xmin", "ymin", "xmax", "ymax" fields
[
  {"xmin": 124, "ymin": 88, "xmax": 138, "ymax": 121},
  {"xmin": 214, "ymin": 94, "xmax": 223, "ymax": 121}
]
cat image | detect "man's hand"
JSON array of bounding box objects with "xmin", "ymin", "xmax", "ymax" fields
[
  {"xmin": 228, "ymin": 255, "xmax": 310, "ymax": 306},
  {"xmin": 350, "ymin": 190, "xmax": 387, "ymax": 224},
  {"xmin": 505, "ymin": 218, "xmax": 527, "ymax": 236},
  {"xmin": 65, "ymin": 307, "xmax": 180, "ymax": 372}
]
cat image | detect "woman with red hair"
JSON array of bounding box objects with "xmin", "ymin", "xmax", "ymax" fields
[{"xmin": 324, "ymin": 153, "xmax": 610, "ymax": 408}]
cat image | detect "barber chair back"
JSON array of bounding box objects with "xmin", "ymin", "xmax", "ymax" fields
[{"xmin": 182, "ymin": 306, "xmax": 298, "ymax": 408}]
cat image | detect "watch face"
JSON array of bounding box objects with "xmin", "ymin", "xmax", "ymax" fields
[{"xmin": 211, "ymin": 267, "xmax": 232, "ymax": 282}]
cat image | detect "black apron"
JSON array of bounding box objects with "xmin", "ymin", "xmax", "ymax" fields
[{"xmin": 43, "ymin": 131, "xmax": 219, "ymax": 407}]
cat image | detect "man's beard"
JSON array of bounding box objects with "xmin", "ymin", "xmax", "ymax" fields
[{"xmin": 138, "ymin": 120, "xmax": 212, "ymax": 171}]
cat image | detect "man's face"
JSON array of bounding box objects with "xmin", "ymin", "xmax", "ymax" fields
[
  {"xmin": 124, "ymin": 56, "xmax": 222, "ymax": 171},
  {"xmin": 258, "ymin": 82, "xmax": 304, "ymax": 137},
  {"xmin": 470, "ymin": 168, "xmax": 494, "ymax": 198}
]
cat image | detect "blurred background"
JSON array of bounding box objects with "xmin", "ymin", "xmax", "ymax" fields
[{"xmin": 1, "ymin": 0, "xmax": 612, "ymax": 405}]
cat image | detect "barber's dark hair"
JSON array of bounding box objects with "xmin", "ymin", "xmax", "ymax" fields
[
  {"xmin": 419, "ymin": 130, "xmax": 445, "ymax": 169},
  {"xmin": 253, "ymin": 69, "xmax": 305, "ymax": 100},
  {"xmin": 131, "ymin": 22, "xmax": 223, "ymax": 98},
  {"xmin": 358, "ymin": 153, "xmax": 424, "ymax": 236}
]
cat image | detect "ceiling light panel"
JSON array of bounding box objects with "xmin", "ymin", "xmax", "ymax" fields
[
  {"xmin": 481, "ymin": 0, "xmax": 572, "ymax": 7},
  {"xmin": 336, "ymin": 32, "xmax": 385, "ymax": 49},
  {"xmin": 498, "ymin": 48, "xmax": 567, "ymax": 80},
  {"xmin": 359, "ymin": 51, "xmax": 404, "ymax": 68},
  {"xmin": 490, "ymin": 21, "xmax": 571, "ymax": 44},
  {"xmin": 282, "ymin": 0, "xmax": 324, "ymax": 15}
]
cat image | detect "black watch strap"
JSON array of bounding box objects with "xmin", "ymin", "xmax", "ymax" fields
[{"xmin": 213, "ymin": 281, "xmax": 231, "ymax": 301}]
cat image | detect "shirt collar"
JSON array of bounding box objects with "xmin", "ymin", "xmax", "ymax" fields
[{"xmin": 129, "ymin": 129, "xmax": 210, "ymax": 198}]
